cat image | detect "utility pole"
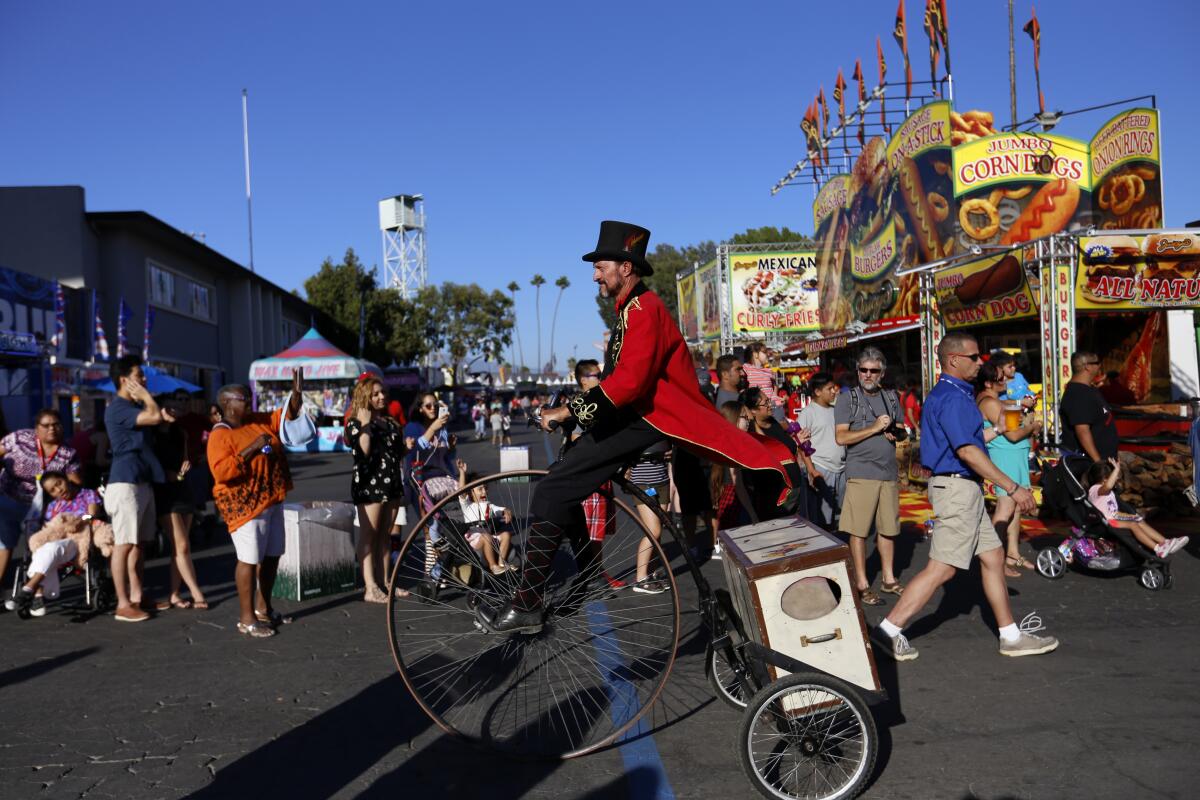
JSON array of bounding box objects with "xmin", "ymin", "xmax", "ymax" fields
[
  {"xmin": 1007, "ymin": 0, "xmax": 1017, "ymax": 129},
  {"xmin": 242, "ymin": 89, "xmax": 255, "ymax": 272}
]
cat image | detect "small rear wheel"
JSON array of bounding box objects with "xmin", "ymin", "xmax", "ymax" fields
[
  {"xmin": 739, "ymin": 671, "xmax": 877, "ymax": 800},
  {"xmin": 707, "ymin": 643, "xmax": 750, "ymax": 709},
  {"xmin": 1139, "ymin": 566, "xmax": 1165, "ymax": 591},
  {"xmin": 1036, "ymin": 547, "xmax": 1066, "ymax": 580}
]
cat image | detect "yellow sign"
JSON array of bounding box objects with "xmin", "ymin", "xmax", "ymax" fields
[
  {"xmin": 850, "ymin": 218, "xmax": 898, "ymax": 281},
  {"xmin": 677, "ymin": 271, "xmax": 698, "ymax": 340},
  {"xmin": 951, "ymin": 132, "xmax": 1089, "ymax": 197},
  {"xmin": 1077, "ymin": 233, "xmax": 1200, "ymax": 310},
  {"xmin": 1090, "ymin": 108, "xmax": 1163, "ymax": 231},
  {"xmin": 697, "ymin": 259, "xmax": 721, "ymax": 339},
  {"xmin": 885, "ymin": 100, "xmax": 952, "ymax": 173},
  {"xmin": 935, "ymin": 251, "xmax": 1038, "ymax": 329},
  {"xmin": 812, "ymin": 174, "xmax": 852, "ymax": 235},
  {"xmin": 728, "ymin": 251, "xmax": 820, "ymax": 333}
]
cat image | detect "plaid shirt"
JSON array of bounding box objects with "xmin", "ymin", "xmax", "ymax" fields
[{"xmin": 582, "ymin": 481, "xmax": 615, "ymax": 542}]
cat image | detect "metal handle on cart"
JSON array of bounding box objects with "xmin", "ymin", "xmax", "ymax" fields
[{"xmin": 799, "ymin": 628, "xmax": 843, "ymax": 647}]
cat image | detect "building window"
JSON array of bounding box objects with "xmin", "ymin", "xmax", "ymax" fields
[
  {"xmin": 191, "ymin": 284, "xmax": 212, "ymax": 320},
  {"xmin": 149, "ymin": 263, "xmax": 175, "ymax": 306}
]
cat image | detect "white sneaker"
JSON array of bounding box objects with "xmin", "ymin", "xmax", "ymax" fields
[
  {"xmin": 1154, "ymin": 541, "xmax": 1172, "ymax": 558},
  {"xmin": 711, "ymin": 544, "xmax": 722, "ymax": 559},
  {"xmin": 872, "ymin": 626, "xmax": 919, "ymax": 661},
  {"xmin": 1168, "ymin": 536, "xmax": 1190, "ymax": 554},
  {"xmin": 999, "ymin": 631, "xmax": 1059, "ymax": 657}
]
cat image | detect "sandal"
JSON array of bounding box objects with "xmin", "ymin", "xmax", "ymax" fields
[
  {"xmin": 155, "ymin": 598, "xmax": 193, "ymax": 611},
  {"xmin": 880, "ymin": 581, "xmax": 905, "ymax": 596},
  {"xmin": 255, "ymin": 609, "xmax": 294, "ymax": 627},
  {"xmin": 1004, "ymin": 556, "xmax": 1027, "ymax": 578},
  {"xmin": 191, "ymin": 600, "xmax": 209, "ymax": 610},
  {"xmin": 858, "ymin": 589, "xmax": 886, "ymax": 607},
  {"xmin": 237, "ymin": 621, "xmax": 276, "ymax": 638}
]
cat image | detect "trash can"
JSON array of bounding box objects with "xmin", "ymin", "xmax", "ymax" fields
[
  {"xmin": 274, "ymin": 501, "xmax": 358, "ymax": 601},
  {"xmin": 500, "ymin": 445, "xmax": 530, "ymax": 473}
]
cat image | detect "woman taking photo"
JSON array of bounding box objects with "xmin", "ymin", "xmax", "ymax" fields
[
  {"xmin": 404, "ymin": 392, "xmax": 459, "ymax": 580},
  {"xmin": 346, "ymin": 377, "xmax": 407, "ymax": 602},
  {"xmin": 975, "ymin": 361, "xmax": 1042, "ymax": 578}
]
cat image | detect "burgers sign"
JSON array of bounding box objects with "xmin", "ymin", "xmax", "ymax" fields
[{"xmin": 1078, "ymin": 233, "xmax": 1200, "ymax": 310}]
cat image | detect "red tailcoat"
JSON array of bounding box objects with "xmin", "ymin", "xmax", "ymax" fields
[{"xmin": 568, "ymin": 282, "xmax": 796, "ymax": 489}]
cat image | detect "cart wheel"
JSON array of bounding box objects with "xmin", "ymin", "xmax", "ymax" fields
[
  {"xmin": 1139, "ymin": 566, "xmax": 1166, "ymax": 591},
  {"xmin": 739, "ymin": 671, "xmax": 877, "ymax": 800},
  {"xmin": 707, "ymin": 643, "xmax": 749, "ymax": 710},
  {"xmin": 1036, "ymin": 547, "xmax": 1066, "ymax": 580},
  {"xmin": 387, "ymin": 470, "xmax": 680, "ymax": 759}
]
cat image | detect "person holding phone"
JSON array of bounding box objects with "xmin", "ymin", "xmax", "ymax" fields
[{"xmin": 209, "ymin": 368, "xmax": 313, "ymax": 638}]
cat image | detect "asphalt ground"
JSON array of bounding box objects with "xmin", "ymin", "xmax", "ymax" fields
[{"xmin": 1, "ymin": 420, "xmax": 1197, "ymax": 800}]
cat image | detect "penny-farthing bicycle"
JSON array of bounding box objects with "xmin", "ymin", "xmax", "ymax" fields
[{"xmin": 387, "ymin": 413, "xmax": 882, "ymax": 800}]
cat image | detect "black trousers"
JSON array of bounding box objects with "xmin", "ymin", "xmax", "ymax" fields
[
  {"xmin": 530, "ymin": 416, "xmax": 665, "ymax": 527},
  {"xmin": 513, "ymin": 416, "xmax": 665, "ymax": 610}
]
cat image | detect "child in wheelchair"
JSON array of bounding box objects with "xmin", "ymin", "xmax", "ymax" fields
[
  {"xmin": 10, "ymin": 471, "xmax": 114, "ymax": 619},
  {"xmin": 456, "ymin": 459, "xmax": 515, "ymax": 575}
]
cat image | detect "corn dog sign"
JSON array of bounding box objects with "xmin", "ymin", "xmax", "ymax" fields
[{"xmin": 934, "ymin": 250, "xmax": 1037, "ymax": 329}]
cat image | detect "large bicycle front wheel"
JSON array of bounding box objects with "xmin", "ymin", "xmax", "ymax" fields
[{"xmin": 386, "ymin": 470, "xmax": 680, "ymax": 759}]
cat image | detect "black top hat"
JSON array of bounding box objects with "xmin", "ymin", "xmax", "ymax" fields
[{"xmin": 581, "ymin": 220, "xmax": 653, "ymax": 276}]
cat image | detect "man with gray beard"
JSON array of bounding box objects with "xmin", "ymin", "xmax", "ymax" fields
[{"xmin": 835, "ymin": 347, "xmax": 904, "ymax": 607}]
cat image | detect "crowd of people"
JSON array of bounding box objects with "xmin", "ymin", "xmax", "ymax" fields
[{"xmin": 0, "ymin": 321, "xmax": 1181, "ymax": 658}]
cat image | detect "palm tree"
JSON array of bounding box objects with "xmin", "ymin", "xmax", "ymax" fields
[
  {"xmin": 548, "ymin": 275, "xmax": 570, "ymax": 373},
  {"xmin": 530, "ymin": 274, "xmax": 546, "ymax": 377},
  {"xmin": 506, "ymin": 280, "xmax": 525, "ymax": 374}
]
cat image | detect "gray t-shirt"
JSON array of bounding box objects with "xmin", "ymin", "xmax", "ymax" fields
[
  {"xmin": 797, "ymin": 402, "xmax": 844, "ymax": 474},
  {"xmin": 714, "ymin": 388, "xmax": 741, "ymax": 411},
  {"xmin": 833, "ymin": 388, "xmax": 898, "ymax": 480}
]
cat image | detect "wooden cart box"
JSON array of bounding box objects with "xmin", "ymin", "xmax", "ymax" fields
[{"xmin": 719, "ymin": 516, "xmax": 881, "ymax": 693}]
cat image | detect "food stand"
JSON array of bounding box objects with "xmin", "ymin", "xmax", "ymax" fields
[{"xmin": 249, "ymin": 327, "xmax": 382, "ymax": 452}]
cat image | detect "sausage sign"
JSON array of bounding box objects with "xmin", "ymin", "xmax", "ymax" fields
[{"xmin": 934, "ymin": 250, "xmax": 1038, "ymax": 329}]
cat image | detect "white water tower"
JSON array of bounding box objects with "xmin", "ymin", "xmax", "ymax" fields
[{"xmin": 380, "ymin": 194, "xmax": 427, "ymax": 299}]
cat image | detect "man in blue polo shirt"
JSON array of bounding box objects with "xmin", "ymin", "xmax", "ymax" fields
[{"xmin": 873, "ymin": 331, "xmax": 1058, "ymax": 661}]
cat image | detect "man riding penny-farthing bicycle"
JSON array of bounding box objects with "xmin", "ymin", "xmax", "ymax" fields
[{"xmin": 478, "ymin": 220, "xmax": 801, "ymax": 635}]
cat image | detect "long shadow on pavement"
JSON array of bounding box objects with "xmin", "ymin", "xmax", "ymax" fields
[
  {"xmin": 0, "ymin": 646, "xmax": 100, "ymax": 690},
  {"xmin": 183, "ymin": 672, "xmax": 431, "ymax": 799}
]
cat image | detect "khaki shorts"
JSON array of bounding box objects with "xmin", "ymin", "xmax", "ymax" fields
[
  {"xmin": 840, "ymin": 479, "xmax": 900, "ymax": 538},
  {"xmin": 927, "ymin": 477, "xmax": 1002, "ymax": 569},
  {"xmin": 104, "ymin": 482, "xmax": 156, "ymax": 545}
]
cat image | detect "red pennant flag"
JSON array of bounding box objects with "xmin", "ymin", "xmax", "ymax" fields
[
  {"xmin": 877, "ymin": 37, "xmax": 888, "ymax": 133},
  {"xmin": 936, "ymin": 0, "xmax": 951, "ymax": 73},
  {"xmin": 893, "ymin": 0, "xmax": 913, "ymax": 102},
  {"xmin": 1023, "ymin": 5, "xmax": 1044, "ymax": 114},
  {"xmin": 852, "ymin": 59, "xmax": 866, "ymax": 145},
  {"xmin": 834, "ymin": 68, "xmax": 846, "ymax": 127},
  {"xmin": 924, "ymin": 0, "xmax": 942, "ymax": 94}
]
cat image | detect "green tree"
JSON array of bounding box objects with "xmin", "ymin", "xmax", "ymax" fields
[
  {"xmin": 730, "ymin": 226, "xmax": 814, "ymax": 247},
  {"xmin": 302, "ymin": 247, "xmax": 433, "ymax": 366},
  {"xmin": 416, "ymin": 282, "xmax": 513, "ymax": 383},
  {"xmin": 530, "ymin": 274, "xmax": 546, "ymax": 375},
  {"xmin": 548, "ymin": 275, "xmax": 570, "ymax": 372}
]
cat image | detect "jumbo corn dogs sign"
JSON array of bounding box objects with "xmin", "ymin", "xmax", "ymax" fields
[{"xmin": 810, "ymin": 104, "xmax": 1163, "ymax": 332}]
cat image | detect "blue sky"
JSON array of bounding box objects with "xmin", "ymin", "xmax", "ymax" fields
[{"xmin": 3, "ymin": 1, "xmax": 1198, "ymax": 370}]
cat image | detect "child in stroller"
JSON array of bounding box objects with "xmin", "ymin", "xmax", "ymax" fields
[
  {"xmin": 1087, "ymin": 458, "xmax": 1188, "ymax": 558},
  {"xmin": 10, "ymin": 471, "xmax": 114, "ymax": 618},
  {"xmin": 1038, "ymin": 454, "xmax": 1179, "ymax": 589},
  {"xmin": 456, "ymin": 459, "xmax": 516, "ymax": 576}
]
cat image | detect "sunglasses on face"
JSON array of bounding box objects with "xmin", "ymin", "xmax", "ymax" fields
[
  {"xmin": 950, "ymin": 352, "xmax": 982, "ymax": 362},
  {"xmin": 858, "ymin": 368, "xmax": 882, "ymax": 375}
]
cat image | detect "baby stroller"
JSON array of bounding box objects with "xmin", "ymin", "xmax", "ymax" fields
[
  {"xmin": 403, "ymin": 455, "xmax": 519, "ymax": 605},
  {"xmin": 5, "ymin": 517, "xmax": 115, "ymax": 616},
  {"xmin": 1036, "ymin": 454, "xmax": 1172, "ymax": 590}
]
